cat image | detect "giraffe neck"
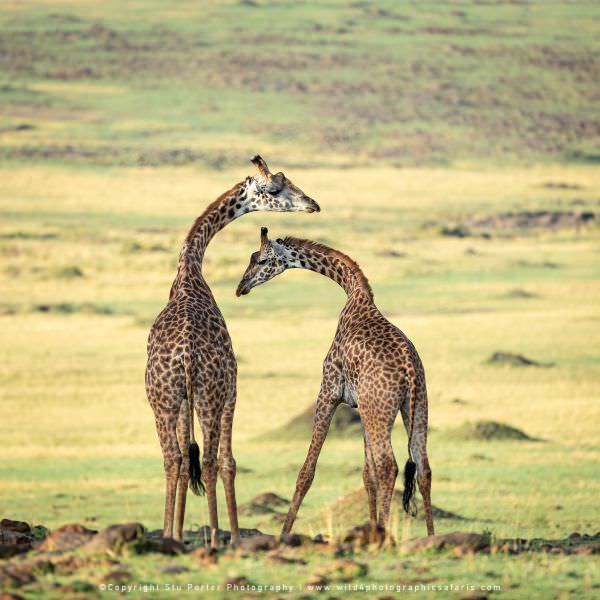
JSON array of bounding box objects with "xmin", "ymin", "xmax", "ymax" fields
[
  {"xmin": 170, "ymin": 181, "xmax": 251, "ymax": 297},
  {"xmin": 281, "ymin": 237, "xmax": 374, "ymax": 301}
]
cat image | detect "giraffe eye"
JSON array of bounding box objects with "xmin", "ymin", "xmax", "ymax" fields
[{"xmin": 258, "ymin": 259, "xmax": 268, "ymax": 265}]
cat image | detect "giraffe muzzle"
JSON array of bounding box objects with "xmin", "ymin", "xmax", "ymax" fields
[
  {"xmin": 235, "ymin": 281, "xmax": 251, "ymax": 297},
  {"xmin": 303, "ymin": 196, "xmax": 320, "ymax": 213}
]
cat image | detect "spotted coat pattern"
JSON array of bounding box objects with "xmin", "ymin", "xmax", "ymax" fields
[
  {"xmin": 145, "ymin": 157, "xmax": 319, "ymax": 546},
  {"xmin": 237, "ymin": 230, "xmax": 435, "ymax": 537}
]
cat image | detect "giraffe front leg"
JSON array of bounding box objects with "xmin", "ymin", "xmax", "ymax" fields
[{"xmin": 281, "ymin": 395, "xmax": 338, "ymax": 536}]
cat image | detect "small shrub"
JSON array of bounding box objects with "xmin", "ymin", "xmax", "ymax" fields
[{"xmin": 57, "ymin": 265, "xmax": 84, "ymax": 278}]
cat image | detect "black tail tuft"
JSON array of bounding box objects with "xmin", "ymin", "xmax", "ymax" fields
[
  {"xmin": 189, "ymin": 442, "xmax": 205, "ymax": 496},
  {"xmin": 402, "ymin": 459, "xmax": 417, "ymax": 516}
]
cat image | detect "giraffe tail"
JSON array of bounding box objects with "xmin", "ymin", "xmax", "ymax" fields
[
  {"xmin": 184, "ymin": 350, "xmax": 205, "ymax": 496},
  {"xmin": 402, "ymin": 381, "xmax": 417, "ymax": 516}
]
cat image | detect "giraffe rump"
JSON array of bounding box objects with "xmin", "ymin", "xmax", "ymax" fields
[{"xmin": 189, "ymin": 441, "xmax": 205, "ymax": 496}]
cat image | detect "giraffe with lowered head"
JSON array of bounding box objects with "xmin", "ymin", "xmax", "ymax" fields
[
  {"xmin": 145, "ymin": 158, "xmax": 319, "ymax": 547},
  {"xmin": 236, "ymin": 228, "xmax": 434, "ymax": 537}
]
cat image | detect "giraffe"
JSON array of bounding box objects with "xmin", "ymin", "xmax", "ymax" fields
[
  {"xmin": 145, "ymin": 157, "xmax": 319, "ymax": 547},
  {"xmin": 236, "ymin": 228, "xmax": 434, "ymax": 537}
]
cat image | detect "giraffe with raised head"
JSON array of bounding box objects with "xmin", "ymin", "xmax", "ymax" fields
[
  {"xmin": 236, "ymin": 228, "xmax": 434, "ymax": 537},
  {"xmin": 145, "ymin": 157, "xmax": 319, "ymax": 547}
]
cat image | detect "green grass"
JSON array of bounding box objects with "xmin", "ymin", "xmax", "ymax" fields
[
  {"xmin": 1, "ymin": 163, "xmax": 598, "ymax": 597},
  {"xmin": 1, "ymin": 0, "xmax": 599, "ymax": 167}
]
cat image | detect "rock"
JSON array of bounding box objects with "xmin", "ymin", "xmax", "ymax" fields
[
  {"xmin": 161, "ymin": 563, "xmax": 189, "ymax": 574},
  {"xmin": 280, "ymin": 533, "xmax": 312, "ymax": 547},
  {"xmin": 570, "ymin": 543, "xmax": 600, "ymax": 555},
  {"xmin": 0, "ymin": 520, "xmax": 34, "ymax": 558},
  {"xmin": 192, "ymin": 526, "xmax": 263, "ymax": 547},
  {"xmin": 37, "ymin": 523, "xmax": 97, "ymax": 552},
  {"xmin": 266, "ymin": 553, "xmax": 306, "ymax": 565},
  {"xmin": 342, "ymin": 522, "xmax": 387, "ymax": 547},
  {"xmin": 100, "ymin": 569, "xmax": 132, "ymax": 584},
  {"xmin": 400, "ymin": 532, "xmax": 491, "ymax": 554},
  {"xmin": 238, "ymin": 534, "xmax": 277, "ymax": 552},
  {"xmin": 189, "ymin": 546, "xmax": 219, "ymax": 565},
  {"xmin": 0, "ymin": 521, "xmax": 31, "ymax": 536},
  {"xmin": 0, "ymin": 564, "xmax": 36, "ymax": 588},
  {"xmin": 83, "ymin": 523, "xmax": 144, "ymax": 553},
  {"xmin": 143, "ymin": 537, "xmax": 185, "ymax": 555},
  {"xmin": 306, "ymin": 574, "xmax": 328, "ymax": 587},
  {"xmin": 225, "ymin": 575, "xmax": 250, "ymax": 589},
  {"xmin": 0, "ymin": 544, "xmax": 32, "ymax": 560},
  {"xmin": 316, "ymin": 559, "xmax": 368, "ymax": 582}
]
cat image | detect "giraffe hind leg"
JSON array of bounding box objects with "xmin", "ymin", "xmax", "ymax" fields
[
  {"xmin": 218, "ymin": 390, "xmax": 240, "ymax": 547},
  {"xmin": 154, "ymin": 411, "xmax": 181, "ymax": 539},
  {"xmin": 410, "ymin": 430, "xmax": 434, "ymax": 535},
  {"xmin": 174, "ymin": 401, "xmax": 190, "ymax": 542},
  {"xmin": 199, "ymin": 410, "xmax": 220, "ymax": 548},
  {"xmin": 362, "ymin": 431, "xmax": 378, "ymax": 539}
]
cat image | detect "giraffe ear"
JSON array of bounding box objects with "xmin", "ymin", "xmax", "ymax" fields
[
  {"xmin": 260, "ymin": 227, "xmax": 269, "ymax": 245},
  {"xmin": 251, "ymin": 155, "xmax": 271, "ymax": 179}
]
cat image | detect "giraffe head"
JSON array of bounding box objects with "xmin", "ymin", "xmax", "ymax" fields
[
  {"xmin": 245, "ymin": 155, "xmax": 320, "ymax": 213},
  {"xmin": 236, "ymin": 227, "xmax": 291, "ymax": 296}
]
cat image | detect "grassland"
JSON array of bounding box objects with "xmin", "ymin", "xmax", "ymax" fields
[{"xmin": 1, "ymin": 0, "xmax": 599, "ymax": 598}]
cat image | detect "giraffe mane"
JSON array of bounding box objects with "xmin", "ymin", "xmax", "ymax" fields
[
  {"xmin": 185, "ymin": 181, "xmax": 245, "ymax": 244},
  {"xmin": 282, "ymin": 237, "xmax": 373, "ymax": 299}
]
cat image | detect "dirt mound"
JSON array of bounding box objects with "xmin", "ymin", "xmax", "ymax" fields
[
  {"xmin": 470, "ymin": 210, "xmax": 594, "ymax": 230},
  {"xmin": 487, "ymin": 352, "xmax": 554, "ymax": 367},
  {"xmin": 37, "ymin": 523, "xmax": 96, "ymax": 552},
  {"xmin": 441, "ymin": 210, "xmax": 595, "ymax": 238},
  {"xmin": 239, "ymin": 492, "xmax": 289, "ymax": 517},
  {"xmin": 503, "ymin": 288, "xmax": 538, "ymax": 299},
  {"xmin": 262, "ymin": 403, "xmax": 362, "ymax": 440},
  {"xmin": 250, "ymin": 493, "xmax": 289, "ymax": 508},
  {"xmin": 400, "ymin": 531, "xmax": 491, "ymax": 555},
  {"xmin": 496, "ymin": 532, "xmax": 600, "ymax": 555},
  {"xmin": 449, "ymin": 420, "xmax": 534, "ymax": 441},
  {"xmin": 330, "ymin": 488, "xmax": 468, "ymax": 525}
]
